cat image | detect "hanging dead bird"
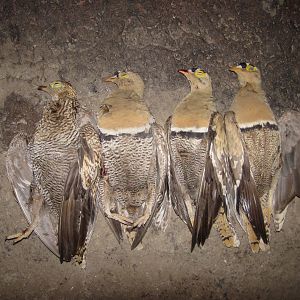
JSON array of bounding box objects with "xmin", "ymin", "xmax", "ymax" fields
[
  {"xmin": 273, "ymin": 110, "xmax": 300, "ymax": 231},
  {"xmin": 167, "ymin": 67, "xmax": 239, "ymax": 251},
  {"xmin": 226, "ymin": 62, "xmax": 281, "ymax": 252},
  {"xmin": 6, "ymin": 81, "xmax": 102, "ymax": 264},
  {"xmin": 97, "ymin": 71, "xmax": 169, "ymax": 249}
]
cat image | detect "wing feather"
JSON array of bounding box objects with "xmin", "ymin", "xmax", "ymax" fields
[
  {"xmin": 166, "ymin": 116, "xmax": 193, "ymax": 232},
  {"xmin": 59, "ymin": 124, "xmax": 100, "ymax": 262},
  {"xmin": 131, "ymin": 124, "xmax": 169, "ymax": 249},
  {"xmin": 191, "ymin": 112, "xmax": 224, "ymax": 251},
  {"xmin": 273, "ymin": 110, "xmax": 300, "ymax": 229},
  {"xmin": 6, "ymin": 132, "xmax": 59, "ymax": 256}
]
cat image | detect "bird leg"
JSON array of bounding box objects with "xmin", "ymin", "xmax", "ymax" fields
[
  {"xmin": 213, "ymin": 206, "xmax": 240, "ymax": 248},
  {"xmin": 6, "ymin": 192, "xmax": 43, "ymax": 244},
  {"xmin": 105, "ymin": 212, "xmax": 133, "ymax": 226},
  {"xmin": 102, "ymin": 176, "xmax": 133, "ymax": 226}
]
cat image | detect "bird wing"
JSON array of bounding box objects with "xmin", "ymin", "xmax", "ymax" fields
[
  {"xmin": 78, "ymin": 104, "xmax": 123, "ymax": 243},
  {"xmin": 131, "ymin": 123, "xmax": 169, "ymax": 249},
  {"xmin": 6, "ymin": 133, "xmax": 59, "ymax": 256},
  {"xmin": 191, "ymin": 112, "xmax": 225, "ymax": 251},
  {"xmin": 59, "ymin": 123, "xmax": 100, "ymax": 262},
  {"xmin": 273, "ymin": 110, "xmax": 300, "ymax": 225},
  {"xmin": 165, "ymin": 116, "xmax": 193, "ymax": 232},
  {"xmin": 224, "ymin": 111, "xmax": 267, "ymax": 244}
]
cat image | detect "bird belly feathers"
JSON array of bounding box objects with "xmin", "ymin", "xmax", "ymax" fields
[
  {"xmin": 170, "ymin": 132, "xmax": 208, "ymax": 203},
  {"xmin": 30, "ymin": 125, "xmax": 79, "ymax": 216},
  {"xmin": 100, "ymin": 131, "xmax": 155, "ymax": 218}
]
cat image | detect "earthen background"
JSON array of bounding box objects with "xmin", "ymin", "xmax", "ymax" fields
[{"xmin": 0, "ymin": 1, "xmax": 299, "ymax": 299}]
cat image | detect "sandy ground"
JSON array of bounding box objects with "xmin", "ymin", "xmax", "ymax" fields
[{"xmin": 0, "ymin": 1, "xmax": 299, "ymax": 299}]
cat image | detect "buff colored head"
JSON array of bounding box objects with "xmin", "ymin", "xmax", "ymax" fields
[
  {"xmin": 229, "ymin": 62, "xmax": 261, "ymax": 87},
  {"xmin": 103, "ymin": 71, "xmax": 144, "ymax": 98},
  {"xmin": 178, "ymin": 67, "xmax": 212, "ymax": 92}
]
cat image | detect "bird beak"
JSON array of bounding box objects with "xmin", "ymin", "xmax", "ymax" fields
[
  {"xmin": 38, "ymin": 85, "xmax": 54, "ymax": 95},
  {"xmin": 102, "ymin": 75, "xmax": 117, "ymax": 83},
  {"xmin": 37, "ymin": 85, "xmax": 48, "ymax": 91},
  {"xmin": 38, "ymin": 85, "xmax": 56, "ymax": 96},
  {"xmin": 178, "ymin": 69, "xmax": 189, "ymax": 75},
  {"xmin": 229, "ymin": 66, "xmax": 240, "ymax": 73}
]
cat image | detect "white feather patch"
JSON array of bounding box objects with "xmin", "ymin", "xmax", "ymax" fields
[
  {"xmin": 171, "ymin": 126, "xmax": 208, "ymax": 133},
  {"xmin": 99, "ymin": 123, "xmax": 152, "ymax": 135},
  {"xmin": 238, "ymin": 120, "xmax": 277, "ymax": 129}
]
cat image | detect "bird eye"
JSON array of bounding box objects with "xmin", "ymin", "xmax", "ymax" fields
[
  {"xmin": 120, "ymin": 72, "xmax": 129, "ymax": 78},
  {"xmin": 50, "ymin": 81, "xmax": 62, "ymax": 89},
  {"xmin": 194, "ymin": 68, "xmax": 206, "ymax": 78},
  {"xmin": 245, "ymin": 64, "xmax": 257, "ymax": 72}
]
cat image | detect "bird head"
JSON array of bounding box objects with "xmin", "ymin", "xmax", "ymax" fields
[
  {"xmin": 38, "ymin": 81, "xmax": 77, "ymax": 99},
  {"xmin": 229, "ymin": 62, "xmax": 261, "ymax": 87},
  {"xmin": 178, "ymin": 67, "xmax": 211, "ymax": 92},
  {"xmin": 103, "ymin": 71, "xmax": 144, "ymax": 98}
]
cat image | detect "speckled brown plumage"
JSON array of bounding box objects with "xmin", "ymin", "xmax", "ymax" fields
[
  {"xmin": 6, "ymin": 81, "xmax": 100, "ymax": 264},
  {"xmin": 97, "ymin": 71, "xmax": 169, "ymax": 249}
]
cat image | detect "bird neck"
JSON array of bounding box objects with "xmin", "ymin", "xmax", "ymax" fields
[
  {"xmin": 171, "ymin": 90, "xmax": 216, "ymax": 132},
  {"xmin": 116, "ymin": 83, "xmax": 144, "ymax": 99},
  {"xmin": 238, "ymin": 77, "xmax": 262, "ymax": 93},
  {"xmin": 239, "ymin": 82, "xmax": 266, "ymax": 99},
  {"xmin": 44, "ymin": 96, "xmax": 80, "ymax": 124},
  {"xmin": 189, "ymin": 82, "xmax": 212, "ymax": 94},
  {"xmin": 184, "ymin": 89, "xmax": 216, "ymax": 111}
]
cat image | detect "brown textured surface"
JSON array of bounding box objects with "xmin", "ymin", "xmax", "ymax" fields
[{"xmin": 0, "ymin": 1, "xmax": 299, "ymax": 299}]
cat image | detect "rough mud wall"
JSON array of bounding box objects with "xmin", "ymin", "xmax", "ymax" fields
[{"xmin": 0, "ymin": 1, "xmax": 299, "ymax": 299}]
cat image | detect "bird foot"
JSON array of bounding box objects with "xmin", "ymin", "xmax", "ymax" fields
[
  {"xmin": 250, "ymin": 241, "xmax": 260, "ymax": 253},
  {"xmin": 6, "ymin": 227, "xmax": 34, "ymax": 244},
  {"xmin": 107, "ymin": 212, "xmax": 133, "ymax": 226},
  {"xmin": 274, "ymin": 207, "xmax": 288, "ymax": 232},
  {"xmin": 133, "ymin": 212, "xmax": 150, "ymax": 228},
  {"xmin": 223, "ymin": 235, "xmax": 240, "ymax": 248}
]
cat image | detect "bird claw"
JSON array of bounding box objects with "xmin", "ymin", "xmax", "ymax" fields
[{"xmin": 6, "ymin": 229, "xmax": 32, "ymax": 244}]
